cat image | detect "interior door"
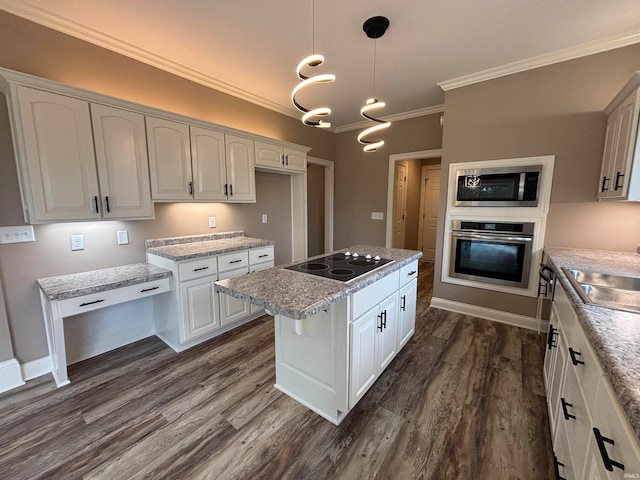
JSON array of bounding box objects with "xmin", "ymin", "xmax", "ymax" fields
[
  {"xmin": 392, "ymin": 162, "xmax": 408, "ymax": 248},
  {"xmin": 418, "ymin": 165, "xmax": 440, "ymax": 262}
]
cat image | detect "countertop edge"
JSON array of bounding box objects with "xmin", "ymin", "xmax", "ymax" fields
[{"xmin": 146, "ymin": 238, "xmax": 276, "ymax": 261}]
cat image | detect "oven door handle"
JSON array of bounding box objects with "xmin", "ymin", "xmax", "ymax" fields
[{"xmin": 451, "ymin": 231, "xmax": 533, "ymax": 243}]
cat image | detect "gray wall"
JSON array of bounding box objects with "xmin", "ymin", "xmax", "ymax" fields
[
  {"xmin": 433, "ymin": 43, "xmax": 640, "ymax": 316},
  {"xmin": 307, "ymin": 163, "xmax": 325, "ymax": 256}
]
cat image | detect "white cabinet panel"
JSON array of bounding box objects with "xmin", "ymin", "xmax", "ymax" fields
[
  {"xmin": 218, "ymin": 251, "xmax": 249, "ymax": 272},
  {"xmin": 218, "ymin": 267, "xmax": 250, "ymax": 325},
  {"xmin": 15, "ymin": 86, "xmax": 100, "ymax": 221},
  {"xmin": 180, "ymin": 277, "xmax": 220, "ymax": 341},
  {"xmin": 377, "ymin": 294, "xmax": 398, "ymax": 372},
  {"xmin": 284, "ymin": 148, "xmax": 306, "ymax": 171},
  {"xmin": 225, "ymin": 134, "xmax": 255, "ymax": 202},
  {"xmin": 398, "ymin": 279, "xmax": 417, "ymax": 349},
  {"xmin": 255, "ymin": 140, "xmax": 307, "ymax": 173},
  {"xmin": 146, "ymin": 116, "xmax": 192, "ymax": 200},
  {"xmin": 349, "ymin": 306, "xmax": 378, "ymax": 408},
  {"xmin": 177, "ymin": 257, "xmax": 218, "ymax": 282},
  {"xmin": 190, "ymin": 126, "xmax": 227, "ymax": 201},
  {"xmin": 91, "ymin": 104, "xmax": 153, "ymax": 218}
]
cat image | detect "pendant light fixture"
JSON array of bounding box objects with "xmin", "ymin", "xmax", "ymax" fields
[
  {"xmin": 291, "ymin": 0, "xmax": 335, "ymax": 128},
  {"xmin": 357, "ymin": 16, "xmax": 391, "ymax": 152}
]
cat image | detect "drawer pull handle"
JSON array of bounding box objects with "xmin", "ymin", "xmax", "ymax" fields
[
  {"xmin": 224, "ymin": 184, "xmax": 228, "ymax": 196},
  {"xmin": 569, "ymin": 347, "xmax": 584, "ymax": 366},
  {"xmin": 79, "ymin": 299, "xmax": 105, "ymax": 307},
  {"xmin": 408, "ymin": 270, "xmax": 417, "ymax": 276},
  {"xmin": 258, "ymin": 254, "xmax": 269, "ymax": 258},
  {"xmin": 553, "ymin": 455, "xmax": 566, "ymax": 480},
  {"xmin": 377, "ymin": 313, "xmax": 384, "ymax": 332},
  {"xmin": 614, "ymin": 171, "xmax": 625, "ymax": 191},
  {"xmin": 193, "ymin": 266, "xmax": 209, "ymax": 272},
  {"xmin": 560, "ymin": 398, "xmax": 575, "ymax": 421},
  {"xmin": 401, "ymin": 295, "xmax": 406, "ymax": 311},
  {"xmin": 546, "ymin": 324, "xmax": 557, "ymax": 350},
  {"xmin": 601, "ymin": 176, "xmax": 609, "ymax": 193},
  {"xmin": 229, "ymin": 259, "xmax": 243, "ymax": 264},
  {"xmin": 593, "ymin": 427, "xmax": 625, "ymax": 471},
  {"xmin": 140, "ymin": 286, "xmax": 159, "ymax": 293}
]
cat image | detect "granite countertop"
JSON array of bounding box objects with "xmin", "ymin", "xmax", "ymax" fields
[
  {"xmin": 215, "ymin": 245, "xmax": 422, "ymax": 320},
  {"xmin": 38, "ymin": 263, "xmax": 172, "ymax": 301},
  {"xmin": 544, "ymin": 246, "xmax": 640, "ymax": 440},
  {"xmin": 146, "ymin": 231, "xmax": 275, "ymax": 261}
]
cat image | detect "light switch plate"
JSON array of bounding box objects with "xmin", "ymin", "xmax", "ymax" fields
[
  {"xmin": 70, "ymin": 234, "xmax": 84, "ymax": 251},
  {"xmin": 0, "ymin": 225, "xmax": 35, "ymax": 244},
  {"xmin": 371, "ymin": 212, "xmax": 384, "ymax": 220},
  {"xmin": 262, "ymin": 214, "xmax": 268, "ymax": 224},
  {"xmin": 209, "ymin": 216, "xmax": 216, "ymax": 228},
  {"xmin": 117, "ymin": 230, "xmax": 129, "ymax": 245}
]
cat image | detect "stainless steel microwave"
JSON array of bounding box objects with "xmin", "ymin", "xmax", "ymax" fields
[{"xmin": 454, "ymin": 165, "xmax": 542, "ymax": 207}]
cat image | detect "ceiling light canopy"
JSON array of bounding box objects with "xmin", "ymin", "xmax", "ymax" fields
[
  {"xmin": 291, "ymin": 1, "xmax": 336, "ymax": 128},
  {"xmin": 358, "ymin": 16, "xmax": 391, "ymax": 152}
]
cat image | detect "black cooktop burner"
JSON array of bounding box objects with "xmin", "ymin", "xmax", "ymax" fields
[{"xmin": 285, "ymin": 252, "xmax": 393, "ymax": 282}]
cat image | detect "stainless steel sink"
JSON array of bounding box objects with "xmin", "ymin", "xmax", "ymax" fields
[{"xmin": 561, "ymin": 267, "xmax": 640, "ymax": 314}]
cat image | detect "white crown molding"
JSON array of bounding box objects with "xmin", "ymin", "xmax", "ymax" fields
[
  {"xmin": 0, "ymin": 1, "xmax": 298, "ymax": 119},
  {"xmin": 438, "ymin": 30, "xmax": 640, "ymax": 91},
  {"xmin": 335, "ymin": 105, "xmax": 445, "ymax": 133}
]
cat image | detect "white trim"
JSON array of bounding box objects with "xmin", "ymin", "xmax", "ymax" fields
[
  {"xmin": 334, "ymin": 105, "xmax": 445, "ymax": 133},
  {"xmin": 307, "ymin": 156, "xmax": 335, "ymax": 253},
  {"xmin": 438, "ymin": 31, "xmax": 640, "ymax": 92},
  {"xmin": 21, "ymin": 355, "xmax": 52, "ymax": 381},
  {"xmin": 386, "ymin": 149, "xmax": 443, "ymax": 248},
  {"xmin": 430, "ymin": 297, "xmax": 547, "ymax": 332},
  {"xmin": 0, "ymin": 358, "xmax": 25, "ymax": 393}
]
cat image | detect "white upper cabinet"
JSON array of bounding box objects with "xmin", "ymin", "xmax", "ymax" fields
[
  {"xmin": 597, "ymin": 73, "xmax": 640, "ymax": 201},
  {"xmin": 255, "ymin": 140, "xmax": 307, "ymax": 172},
  {"xmin": 146, "ymin": 116, "xmax": 193, "ymax": 201},
  {"xmin": 190, "ymin": 126, "xmax": 227, "ymax": 201},
  {"xmin": 91, "ymin": 104, "xmax": 153, "ymax": 218},
  {"xmin": 225, "ymin": 134, "xmax": 256, "ymax": 202},
  {"xmin": 15, "ymin": 86, "xmax": 101, "ymax": 222}
]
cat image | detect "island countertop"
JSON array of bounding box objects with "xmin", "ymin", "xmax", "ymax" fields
[
  {"xmin": 215, "ymin": 245, "xmax": 422, "ymax": 320},
  {"xmin": 544, "ymin": 246, "xmax": 640, "ymax": 440}
]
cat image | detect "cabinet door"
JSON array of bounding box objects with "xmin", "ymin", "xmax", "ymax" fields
[
  {"xmin": 218, "ymin": 267, "xmax": 250, "ymax": 325},
  {"xmin": 597, "ymin": 111, "xmax": 620, "ymax": 199},
  {"xmin": 284, "ymin": 147, "xmax": 307, "ymax": 172},
  {"xmin": 349, "ymin": 306, "xmax": 379, "ymax": 408},
  {"xmin": 190, "ymin": 126, "xmax": 227, "ymax": 201},
  {"xmin": 180, "ymin": 277, "xmax": 220, "ymax": 341},
  {"xmin": 398, "ymin": 279, "xmax": 417, "ymax": 349},
  {"xmin": 90, "ymin": 104, "xmax": 153, "ymax": 218},
  {"xmin": 377, "ymin": 294, "xmax": 399, "ymax": 372},
  {"xmin": 146, "ymin": 116, "xmax": 192, "ymax": 200},
  {"xmin": 548, "ymin": 317, "xmax": 568, "ymax": 438},
  {"xmin": 607, "ymin": 93, "xmax": 639, "ymax": 199},
  {"xmin": 225, "ymin": 135, "xmax": 256, "ymax": 202},
  {"xmin": 249, "ymin": 261, "xmax": 274, "ymax": 315},
  {"xmin": 255, "ymin": 141, "xmax": 283, "ymax": 169},
  {"xmin": 15, "ymin": 86, "xmax": 100, "ymax": 222}
]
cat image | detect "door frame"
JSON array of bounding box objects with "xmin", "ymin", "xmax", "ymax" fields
[
  {"xmin": 307, "ymin": 156, "xmax": 334, "ymax": 253},
  {"xmin": 392, "ymin": 161, "xmax": 408, "ymax": 248},
  {"xmin": 417, "ymin": 164, "xmax": 441, "ymax": 261},
  {"xmin": 385, "ymin": 149, "xmax": 442, "ymax": 248}
]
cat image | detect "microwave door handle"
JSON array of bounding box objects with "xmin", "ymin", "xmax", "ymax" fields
[
  {"xmin": 452, "ymin": 232, "xmax": 533, "ymax": 243},
  {"xmin": 518, "ymin": 172, "xmax": 526, "ymax": 200}
]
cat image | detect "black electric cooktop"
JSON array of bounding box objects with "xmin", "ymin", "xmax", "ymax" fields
[{"xmin": 285, "ymin": 252, "xmax": 393, "ymax": 282}]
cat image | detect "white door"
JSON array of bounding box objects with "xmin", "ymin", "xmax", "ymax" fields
[
  {"xmin": 90, "ymin": 104, "xmax": 153, "ymax": 219},
  {"xmin": 392, "ymin": 161, "xmax": 407, "ymax": 248},
  {"xmin": 398, "ymin": 279, "xmax": 417, "ymax": 349},
  {"xmin": 16, "ymin": 86, "xmax": 100, "ymax": 221},
  {"xmin": 377, "ymin": 294, "xmax": 398, "ymax": 372},
  {"xmin": 180, "ymin": 278, "xmax": 220, "ymax": 341},
  {"xmin": 190, "ymin": 126, "xmax": 227, "ymax": 201},
  {"xmin": 146, "ymin": 116, "xmax": 192, "ymax": 200},
  {"xmin": 418, "ymin": 165, "xmax": 441, "ymax": 262},
  {"xmin": 349, "ymin": 307, "xmax": 379, "ymax": 408},
  {"xmin": 225, "ymin": 134, "xmax": 256, "ymax": 202}
]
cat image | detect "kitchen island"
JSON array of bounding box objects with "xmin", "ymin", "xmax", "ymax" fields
[{"xmin": 216, "ymin": 245, "xmax": 421, "ymax": 424}]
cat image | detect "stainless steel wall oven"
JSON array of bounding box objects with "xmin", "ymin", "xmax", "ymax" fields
[{"xmin": 450, "ymin": 220, "xmax": 535, "ymax": 288}]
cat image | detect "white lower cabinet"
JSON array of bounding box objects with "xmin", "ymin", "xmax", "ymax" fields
[
  {"xmin": 544, "ymin": 281, "xmax": 640, "ymax": 479},
  {"xmin": 147, "ymin": 245, "xmax": 273, "ymax": 352},
  {"xmin": 398, "ymin": 278, "xmax": 417, "ymax": 349}
]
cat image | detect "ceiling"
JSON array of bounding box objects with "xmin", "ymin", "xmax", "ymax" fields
[{"xmin": 3, "ymin": 0, "xmax": 640, "ymax": 131}]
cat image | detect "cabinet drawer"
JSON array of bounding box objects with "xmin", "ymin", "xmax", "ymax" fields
[
  {"xmin": 218, "ymin": 251, "xmax": 249, "ymax": 272},
  {"xmin": 399, "ymin": 260, "xmax": 419, "ymax": 287},
  {"xmin": 58, "ymin": 278, "xmax": 171, "ymax": 317},
  {"xmin": 217, "ymin": 266, "xmax": 249, "ymax": 281},
  {"xmin": 178, "ymin": 257, "xmax": 218, "ymax": 281},
  {"xmin": 251, "ymin": 260, "xmax": 274, "ymax": 273},
  {"xmin": 249, "ymin": 246, "xmax": 274, "ymax": 265},
  {"xmin": 352, "ymin": 270, "xmax": 400, "ymax": 320}
]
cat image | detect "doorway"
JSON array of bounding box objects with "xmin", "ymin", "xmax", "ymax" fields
[
  {"xmin": 392, "ymin": 161, "xmax": 408, "ymax": 248},
  {"xmin": 307, "ymin": 156, "xmax": 334, "ymax": 256},
  {"xmin": 417, "ymin": 165, "xmax": 441, "ymax": 262},
  {"xmin": 385, "ymin": 149, "xmax": 442, "ymax": 249}
]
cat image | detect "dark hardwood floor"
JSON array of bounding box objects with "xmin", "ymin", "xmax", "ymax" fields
[{"xmin": 0, "ymin": 261, "xmax": 554, "ymax": 479}]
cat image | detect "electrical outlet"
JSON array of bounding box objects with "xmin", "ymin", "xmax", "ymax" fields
[
  {"xmin": 70, "ymin": 234, "xmax": 84, "ymax": 251},
  {"xmin": 262, "ymin": 214, "xmax": 268, "ymax": 224},
  {"xmin": 117, "ymin": 230, "xmax": 129, "ymax": 245},
  {"xmin": 209, "ymin": 216, "xmax": 216, "ymax": 228}
]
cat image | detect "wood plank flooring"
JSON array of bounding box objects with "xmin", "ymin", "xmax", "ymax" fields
[{"xmin": 0, "ymin": 261, "xmax": 555, "ymax": 479}]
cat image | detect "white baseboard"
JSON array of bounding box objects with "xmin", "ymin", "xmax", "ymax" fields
[
  {"xmin": 430, "ymin": 297, "xmax": 548, "ymax": 331},
  {"xmin": 21, "ymin": 356, "xmax": 52, "ymax": 381},
  {"xmin": 0, "ymin": 358, "xmax": 25, "ymax": 393}
]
